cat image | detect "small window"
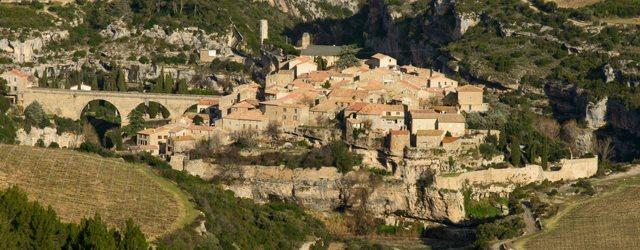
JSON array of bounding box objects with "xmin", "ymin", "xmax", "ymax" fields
[
  {"xmin": 157, "ymin": 136, "xmax": 162, "ymax": 139},
  {"xmin": 283, "ymin": 108, "xmax": 287, "ymax": 112}
]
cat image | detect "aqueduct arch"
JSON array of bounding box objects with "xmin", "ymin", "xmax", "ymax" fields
[{"xmin": 19, "ymin": 88, "xmax": 218, "ymax": 125}]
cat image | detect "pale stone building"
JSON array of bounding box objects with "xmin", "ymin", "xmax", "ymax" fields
[
  {"xmin": 221, "ymin": 109, "xmax": 269, "ymax": 132},
  {"xmin": 409, "ymin": 109, "xmax": 438, "ymax": 134},
  {"xmin": 388, "ymin": 130, "xmax": 410, "ymax": 154},
  {"xmin": 345, "ymin": 103, "xmax": 405, "ymax": 133},
  {"xmin": 457, "ymin": 85, "xmax": 488, "ymax": 112},
  {"xmin": 1, "ymin": 69, "xmax": 34, "ymax": 101},
  {"xmin": 368, "ymin": 53, "xmax": 397, "ymax": 69},
  {"xmin": 415, "ymin": 130, "xmax": 444, "ymax": 148},
  {"xmin": 437, "ymin": 113, "xmax": 466, "ymax": 137},
  {"xmin": 265, "ymin": 70, "xmax": 295, "ymax": 87},
  {"xmin": 299, "ymin": 45, "xmax": 344, "ymax": 68}
]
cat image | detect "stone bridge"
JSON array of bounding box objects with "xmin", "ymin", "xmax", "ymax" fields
[{"xmin": 19, "ymin": 88, "xmax": 218, "ymax": 125}]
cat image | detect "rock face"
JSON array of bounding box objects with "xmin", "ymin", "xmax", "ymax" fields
[
  {"xmin": 0, "ymin": 30, "xmax": 69, "ymax": 63},
  {"xmin": 189, "ymin": 159, "xmax": 466, "ymax": 224},
  {"xmin": 16, "ymin": 127, "xmax": 84, "ymax": 148},
  {"xmin": 257, "ymin": 0, "xmax": 361, "ymax": 20},
  {"xmin": 585, "ymin": 97, "xmax": 608, "ymax": 130}
]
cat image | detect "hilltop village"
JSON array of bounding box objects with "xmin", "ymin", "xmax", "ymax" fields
[{"xmin": 123, "ymin": 51, "xmax": 491, "ymax": 160}]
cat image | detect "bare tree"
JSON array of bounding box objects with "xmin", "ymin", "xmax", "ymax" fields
[
  {"xmin": 560, "ymin": 120, "xmax": 579, "ymax": 157},
  {"xmin": 263, "ymin": 121, "xmax": 281, "ymax": 145},
  {"xmin": 592, "ymin": 137, "xmax": 614, "ymax": 165},
  {"xmin": 534, "ymin": 117, "xmax": 561, "ymax": 139}
]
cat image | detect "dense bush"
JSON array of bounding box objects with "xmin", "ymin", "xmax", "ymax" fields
[
  {"xmin": 54, "ymin": 116, "xmax": 82, "ymax": 135},
  {"xmin": 122, "ymin": 153, "xmax": 329, "ymax": 249},
  {"xmin": 474, "ymin": 216, "xmax": 525, "ymax": 248},
  {"xmin": 78, "ymin": 141, "xmax": 116, "ymax": 157},
  {"xmin": 205, "ymin": 141, "xmax": 362, "ymax": 173},
  {"xmin": 24, "ymin": 101, "xmax": 50, "ymax": 129},
  {"xmin": 0, "ymin": 186, "xmax": 148, "ymax": 249}
]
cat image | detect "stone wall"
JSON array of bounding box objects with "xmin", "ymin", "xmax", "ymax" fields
[
  {"xmin": 16, "ymin": 127, "xmax": 84, "ymax": 148},
  {"xmin": 433, "ymin": 157, "xmax": 598, "ymax": 190}
]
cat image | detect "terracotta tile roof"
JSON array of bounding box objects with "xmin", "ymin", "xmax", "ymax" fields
[
  {"xmin": 372, "ymin": 53, "xmax": 392, "ymax": 60},
  {"xmin": 433, "ymin": 106, "xmax": 459, "ymax": 114},
  {"xmin": 187, "ymin": 125, "xmax": 217, "ymax": 131},
  {"xmin": 345, "ymin": 102, "xmax": 368, "ymax": 112},
  {"xmin": 198, "ymin": 98, "xmax": 219, "ymax": 106},
  {"xmin": 9, "ymin": 69, "xmax": 29, "ymax": 79},
  {"xmin": 389, "ymin": 130, "xmax": 409, "ymax": 136},
  {"xmin": 172, "ymin": 135, "xmax": 195, "ymax": 141},
  {"xmin": 232, "ymin": 101, "xmax": 256, "ymax": 109},
  {"xmin": 410, "ymin": 109, "xmax": 439, "ymax": 119},
  {"xmin": 169, "ymin": 126, "xmax": 187, "ymax": 133},
  {"xmin": 310, "ymin": 100, "xmax": 340, "ymax": 112},
  {"xmin": 224, "ymin": 109, "xmax": 267, "ymax": 121},
  {"xmin": 416, "ymin": 130, "xmax": 444, "ymax": 137},
  {"xmin": 457, "ymin": 85, "xmax": 484, "ymax": 92},
  {"xmin": 442, "ymin": 137, "xmax": 459, "ymax": 144},
  {"xmin": 358, "ymin": 104, "xmax": 404, "ymax": 115},
  {"xmin": 438, "ymin": 113, "xmax": 465, "ymax": 123}
]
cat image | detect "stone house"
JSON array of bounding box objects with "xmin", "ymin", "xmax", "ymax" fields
[
  {"xmin": 309, "ymin": 99, "xmax": 341, "ymax": 126},
  {"xmin": 415, "ymin": 130, "xmax": 444, "ymax": 148},
  {"xmin": 345, "ymin": 103, "xmax": 405, "ymax": 133},
  {"xmin": 228, "ymin": 100, "xmax": 257, "ymax": 114},
  {"xmin": 196, "ymin": 98, "xmax": 220, "ymax": 122},
  {"xmin": 457, "ymin": 85, "xmax": 488, "ymax": 112},
  {"xmin": 388, "ymin": 130, "xmax": 410, "ymax": 154},
  {"xmin": 168, "ymin": 135, "xmax": 196, "ymax": 154},
  {"xmin": 1, "ymin": 69, "xmax": 34, "ymax": 103},
  {"xmin": 428, "ymin": 74, "xmax": 458, "ymax": 89},
  {"xmin": 437, "ymin": 113, "xmax": 466, "ymax": 137},
  {"xmin": 136, "ymin": 126, "xmax": 172, "ymax": 155},
  {"xmin": 221, "ymin": 109, "xmax": 269, "ymax": 133},
  {"xmin": 368, "ymin": 53, "xmax": 397, "ymax": 69},
  {"xmin": 299, "ymin": 45, "xmax": 344, "ymax": 68},
  {"xmin": 293, "ymin": 61, "xmax": 318, "ymax": 78},
  {"xmin": 409, "ymin": 109, "xmax": 438, "ymax": 134},
  {"xmin": 265, "ymin": 70, "xmax": 295, "ymax": 87},
  {"xmin": 186, "ymin": 124, "xmax": 217, "ymax": 140}
]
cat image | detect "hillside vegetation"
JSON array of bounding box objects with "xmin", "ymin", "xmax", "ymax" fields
[{"xmin": 0, "ymin": 145, "xmax": 197, "ymax": 240}]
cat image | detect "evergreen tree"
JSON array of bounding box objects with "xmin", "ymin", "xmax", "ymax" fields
[
  {"xmin": 116, "ymin": 69, "xmax": 127, "ymax": 92},
  {"xmin": 510, "ymin": 136, "xmax": 521, "ymax": 167},
  {"xmin": 164, "ymin": 74, "xmax": 174, "ymax": 93},
  {"xmin": 541, "ymin": 138, "xmax": 549, "ymax": 170},
  {"xmin": 90, "ymin": 74, "xmax": 99, "ymax": 90},
  {"xmin": 118, "ymin": 219, "xmax": 148, "ymax": 250},
  {"xmin": 24, "ymin": 102, "xmax": 50, "ymax": 128},
  {"xmin": 153, "ymin": 69, "xmax": 165, "ymax": 93},
  {"xmin": 39, "ymin": 70, "xmax": 48, "ymax": 88},
  {"xmin": 123, "ymin": 109, "xmax": 145, "ymax": 136},
  {"xmin": 75, "ymin": 215, "xmax": 117, "ymax": 249},
  {"xmin": 148, "ymin": 103, "xmax": 158, "ymax": 119},
  {"xmin": 176, "ymin": 78, "xmax": 188, "ymax": 94}
]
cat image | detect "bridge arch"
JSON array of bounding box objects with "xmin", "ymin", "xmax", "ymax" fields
[
  {"xmin": 20, "ymin": 88, "xmax": 217, "ymax": 125},
  {"xmin": 80, "ymin": 99, "xmax": 123, "ymax": 124}
]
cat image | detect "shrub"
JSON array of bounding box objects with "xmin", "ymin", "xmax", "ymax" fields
[
  {"xmin": 475, "ymin": 217, "xmax": 525, "ymax": 248},
  {"xmin": 49, "ymin": 142, "xmax": 60, "ymax": 148}
]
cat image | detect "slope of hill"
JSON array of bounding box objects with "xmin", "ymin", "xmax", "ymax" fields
[
  {"xmin": 0, "ymin": 144, "xmax": 198, "ymax": 240},
  {"xmin": 514, "ymin": 166, "xmax": 640, "ymax": 249}
]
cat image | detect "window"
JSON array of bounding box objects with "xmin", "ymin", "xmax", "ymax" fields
[
  {"xmin": 294, "ymin": 109, "xmax": 298, "ymax": 114},
  {"xmin": 386, "ymin": 112, "xmax": 391, "ymax": 116},
  {"xmin": 283, "ymin": 115, "xmax": 287, "ymax": 120},
  {"xmin": 283, "ymin": 108, "xmax": 287, "ymax": 112},
  {"xmin": 157, "ymin": 136, "xmax": 162, "ymax": 139}
]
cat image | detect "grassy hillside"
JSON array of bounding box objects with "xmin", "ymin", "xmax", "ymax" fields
[
  {"xmin": 0, "ymin": 145, "xmax": 197, "ymax": 240},
  {"xmin": 515, "ymin": 168, "xmax": 640, "ymax": 249}
]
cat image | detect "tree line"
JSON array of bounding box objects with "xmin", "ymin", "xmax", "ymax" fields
[{"xmin": 0, "ymin": 186, "xmax": 148, "ymax": 249}]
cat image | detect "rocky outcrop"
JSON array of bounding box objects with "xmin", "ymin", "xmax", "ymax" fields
[
  {"xmin": 16, "ymin": 127, "xmax": 84, "ymax": 148},
  {"xmin": 0, "ymin": 30, "xmax": 69, "ymax": 63},
  {"xmin": 186, "ymin": 159, "xmax": 466, "ymax": 224},
  {"xmin": 257, "ymin": 0, "xmax": 361, "ymax": 20},
  {"xmin": 586, "ymin": 97, "xmax": 608, "ymax": 130},
  {"xmin": 99, "ymin": 20, "xmax": 133, "ymax": 40}
]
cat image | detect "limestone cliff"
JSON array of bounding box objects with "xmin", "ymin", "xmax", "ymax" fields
[
  {"xmin": 16, "ymin": 127, "xmax": 84, "ymax": 148},
  {"xmin": 184, "ymin": 159, "xmax": 466, "ymax": 224}
]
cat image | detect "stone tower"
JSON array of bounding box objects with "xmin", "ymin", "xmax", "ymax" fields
[
  {"xmin": 259, "ymin": 19, "xmax": 268, "ymax": 45},
  {"xmin": 299, "ymin": 32, "xmax": 311, "ymax": 49}
]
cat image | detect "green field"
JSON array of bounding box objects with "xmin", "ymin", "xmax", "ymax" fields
[
  {"xmin": 515, "ymin": 170, "xmax": 640, "ymax": 249},
  {"xmin": 0, "ymin": 145, "xmax": 197, "ymax": 240}
]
